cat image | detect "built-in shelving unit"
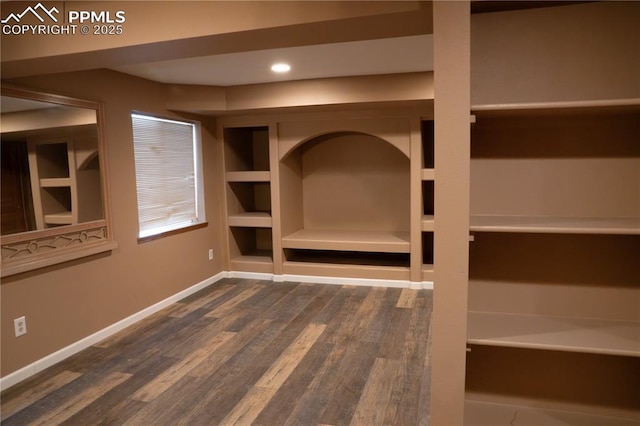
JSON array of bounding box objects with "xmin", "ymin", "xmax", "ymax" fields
[
  {"xmin": 28, "ymin": 140, "xmax": 77, "ymax": 229},
  {"xmin": 464, "ymin": 7, "xmax": 640, "ymax": 418},
  {"xmin": 421, "ymin": 120, "xmax": 435, "ymax": 282},
  {"xmin": 23, "ymin": 124, "xmax": 103, "ymax": 232},
  {"xmin": 466, "ymin": 8, "xmax": 640, "ymax": 420},
  {"xmin": 466, "ymin": 96, "xmax": 640, "ymax": 424},
  {"xmin": 224, "ymin": 126, "xmax": 274, "ymax": 272},
  {"xmin": 220, "ymin": 115, "xmax": 430, "ymax": 282}
]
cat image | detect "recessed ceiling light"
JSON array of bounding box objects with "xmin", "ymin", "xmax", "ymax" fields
[{"xmin": 271, "ymin": 63, "xmax": 291, "ymax": 73}]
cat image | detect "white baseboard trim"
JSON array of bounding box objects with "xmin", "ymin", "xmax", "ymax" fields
[
  {"xmin": 420, "ymin": 281, "xmax": 434, "ymax": 290},
  {"xmin": 230, "ymin": 272, "xmax": 433, "ymax": 289},
  {"xmin": 0, "ymin": 271, "xmax": 227, "ymax": 392}
]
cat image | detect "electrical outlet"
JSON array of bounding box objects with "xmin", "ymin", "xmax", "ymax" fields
[
  {"xmin": 14, "ymin": 316, "xmax": 27, "ymax": 337},
  {"xmin": 208, "ymin": 249, "xmax": 214, "ymax": 260}
]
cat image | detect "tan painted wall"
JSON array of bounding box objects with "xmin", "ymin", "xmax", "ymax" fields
[
  {"xmin": 471, "ymin": 114, "xmax": 640, "ymax": 218},
  {"xmin": 471, "ymin": 1, "xmax": 640, "ymax": 104},
  {"xmin": 300, "ymin": 133, "xmax": 410, "ymax": 232},
  {"xmin": 1, "ymin": 69, "xmax": 224, "ymax": 376}
]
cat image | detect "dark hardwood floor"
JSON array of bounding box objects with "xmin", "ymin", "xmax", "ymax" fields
[{"xmin": 1, "ymin": 279, "xmax": 433, "ymax": 425}]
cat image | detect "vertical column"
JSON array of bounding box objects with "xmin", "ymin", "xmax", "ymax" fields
[
  {"xmin": 410, "ymin": 117, "xmax": 423, "ymax": 284},
  {"xmin": 218, "ymin": 123, "xmax": 232, "ymax": 272},
  {"xmin": 67, "ymin": 141, "xmax": 79, "ymax": 226},
  {"xmin": 430, "ymin": 2, "xmax": 470, "ymax": 425},
  {"xmin": 269, "ymin": 122, "xmax": 283, "ymax": 276}
]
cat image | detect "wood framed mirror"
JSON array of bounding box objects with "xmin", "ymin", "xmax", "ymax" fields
[{"xmin": 1, "ymin": 85, "xmax": 116, "ymax": 277}]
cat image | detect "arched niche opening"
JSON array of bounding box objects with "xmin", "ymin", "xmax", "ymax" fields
[{"xmin": 280, "ymin": 131, "xmax": 410, "ymax": 247}]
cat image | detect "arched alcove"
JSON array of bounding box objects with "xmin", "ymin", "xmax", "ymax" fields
[
  {"xmin": 300, "ymin": 131, "xmax": 408, "ymax": 231},
  {"xmin": 279, "ymin": 130, "xmax": 412, "ymax": 279}
]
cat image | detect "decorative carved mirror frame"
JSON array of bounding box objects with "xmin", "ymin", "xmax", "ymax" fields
[{"xmin": 1, "ymin": 85, "xmax": 116, "ymax": 277}]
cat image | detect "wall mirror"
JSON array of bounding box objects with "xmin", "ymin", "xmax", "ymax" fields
[{"xmin": 1, "ymin": 85, "xmax": 116, "ymax": 277}]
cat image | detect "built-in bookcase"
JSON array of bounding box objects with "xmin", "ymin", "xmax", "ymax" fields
[
  {"xmin": 464, "ymin": 3, "xmax": 640, "ymax": 423},
  {"xmin": 224, "ymin": 126, "xmax": 274, "ymax": 273},
  {"xmin": 465, "ymin": 100, "xmax": 640, "ymax": 425},
  {"xmin": 220, "ymin": 114, "xmax": 436, "ymax": 283}
]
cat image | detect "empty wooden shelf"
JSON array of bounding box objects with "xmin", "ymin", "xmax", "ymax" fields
[
  {"xmin": 421, "ymin": 168, "xmax": 435, "ymax": 181},
  {"xmin": 282, "ymin": 246, "xmax": 411, "ymax": 280},
  {"xmin": 43, "ymin": 212, "xmax": 74, "ymax": 225},
  {"xmin": 464, "ymin": 399, "xmax": 640, "ymax": 426},
  {"xmin": 227, "ymin": 212, "xmax": 272, "ymax": 228},
  {"xmin": 467, "ymin": 311, "xmax": 640, "ymax": 357},
  {"xmin": 40, "ymin": 177, "xmax": 72, "ymax": 187},
  {"xmin": 421, "ymin": 215, "xmax": 435, "ymax": 231},
  {"xmin": 225, "ymin": 171, "xmax": 270, "ymax": 182},
  {"xmin": 471, "ymin": 97, "xmax": 640, "ymax": 117},
  {"xmin": 230, "ymin": 252, "xmax": 273, "ymax": 274},
  {"xmin": 421, "ymin": 264, "xmax": 434, "ymax": 282},
  {"xmin": 282, "ymin": 260, "xmax": 410, "ymax": 281},
  {"xmin": 281, "ymin": 229, "xmax": 411, "ymax": 253},
  {"xmin": 470, "ymin": 215, "xmax": 640, "ymax": 235}
]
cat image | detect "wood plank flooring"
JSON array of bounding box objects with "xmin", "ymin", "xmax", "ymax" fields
[{"xmin": 1, "ymin": 279, "xmax": 433, "ymax": 425}]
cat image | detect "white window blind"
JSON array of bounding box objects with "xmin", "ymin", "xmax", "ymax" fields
[{"xmin": 131, "ymin": 113, "xmax": 204, "ymax": 238}]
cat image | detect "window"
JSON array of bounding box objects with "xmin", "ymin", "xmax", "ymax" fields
[{"xmin": 131, "ymin": 113, "xmax": 205, "ymax": 239}]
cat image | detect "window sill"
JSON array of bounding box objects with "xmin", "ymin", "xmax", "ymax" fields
[{"xmin": 137, "ymin": 222, "xmax": 208, "ymax": 243}]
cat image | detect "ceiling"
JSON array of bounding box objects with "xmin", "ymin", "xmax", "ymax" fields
[
  {"xmin": 2, "ymin": 2, "xmax": 589, "ymax": 86},
  {"xmin": 108, "ymin": 2, "xmax": 587, "ymax": 88},
  {"xmin": 111, "ymin": 34, "xmax": 433, "ymax": 87}
]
